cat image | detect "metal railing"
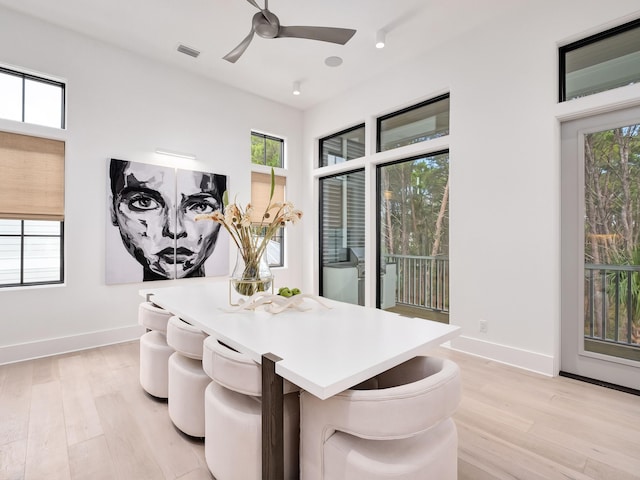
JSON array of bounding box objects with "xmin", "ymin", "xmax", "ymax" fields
[
  {"xmin": 585, "ymin": 264, "xmax": 640, "ymax": 348},
  {"xmin": 384, "ymin": 254, "xmax": 449, "ymax": 313}
]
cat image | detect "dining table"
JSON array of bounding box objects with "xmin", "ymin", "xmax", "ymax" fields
[{"xmin": 141, "ymin": 280, "xmax": 461, "ymax": 480}]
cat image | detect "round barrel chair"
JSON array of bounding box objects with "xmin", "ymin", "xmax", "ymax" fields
[
  {"xmin": 299, "ymin": 356, "xmax": 461, "ymax": 480},
  {"xmin": 202, "ymin": 335, "xmax": 300, "ymax": 480},
  {"xmin": 138, "ymin": 301, "xmax": 174, "ymax": 399},
  {"xmin": 166, "ymin": 315, "xmax": 210, "ymax": 437}
]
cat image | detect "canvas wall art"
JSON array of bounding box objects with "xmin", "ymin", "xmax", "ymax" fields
[{"xmin": 106, "ymin": 158, "xmax": 229, "ymax": 284}]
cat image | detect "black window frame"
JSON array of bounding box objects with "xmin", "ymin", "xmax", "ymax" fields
[
  {"xmin": 559, "ymin": 17, "xmax": 640, "ymax": 102},
  {"xmin": 318, "ymin": 168, "xmax": 366, "ymax": 300},
  {"xmin": 318, "ymin": 123, "xmax": 366, "ymax": 168},
  {"xmin": 251, "ymin": 131, "xmax": 284, "ymax": 168},
  {"xmin": 0, "ymin": 220, "xmax": 65, "ymax": 288},
  {"xmin": 0, "ymin": 66, "xmax": 66, "ymax": 129},
  {"xmin": 0, "ymin": 65, "xmax": 66, "ymax": 287},
  {"xmin": 375, "ymin": 150, "xmax": 450, "ymax": 309},
  {"xmin": 376, "ymin": 93, "xmax": 450, "ymax": 153}
]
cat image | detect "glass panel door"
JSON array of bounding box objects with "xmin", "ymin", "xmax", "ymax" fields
[
  {"xmin": 377, "ymin": 152, "xmax": 449, "ymax": 321},
  {"xmin": 319, "ymin": 170, "xmax": 365, "ymax": 305},
  {"xmin": 561, "ymin": 106, "xmax": 640, "ymax": 391},
  {"xmin": 583, "ymin": 123, "xmax": 640, "ymax": 362}
]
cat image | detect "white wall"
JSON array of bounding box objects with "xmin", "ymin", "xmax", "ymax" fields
[
  {"xmin": 0, "ymin": 7, "xmax": 304, "ymax": 363},
  {"xmin": 3, "ymin": 1, "xmax": 640, "ymax": 373},
  {"xmin": 301, "ymin": 0, "xmax": 640, "ymax": 375}
]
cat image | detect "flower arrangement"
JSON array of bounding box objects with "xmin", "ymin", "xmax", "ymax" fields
[{"xmin": 196, "ymin": 168, "xmax": 302, "ymax": 296}]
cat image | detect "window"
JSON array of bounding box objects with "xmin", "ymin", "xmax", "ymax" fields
[
  {"xmin": 319, "ymin": 170, "xmax": 366, "ymax": 306},
  {"xmin": 377, "ymin": 152, "xmax": 449, "ymax": 318},
  {"xmin": 377, "ymin": 94, "xmax": 449, "ymax": 152},
  {"xmin": 0, "ymin": 66, "xmax": 65, "ymax": 129},
  {"xmin": 0, "ymin": 131, "xmax": 65, "ymax": 287},
  {"xmin": 251, "ymin": 171, "xmax": 285, "ymax": 267},
  {"xmin": 251, "ymin": 131, "xmax": 284, "ymax": 167},
  {"xmin": 250, "ymin": 131, "xmax": 287, "ymax": 266},
  {"xmin": 0, "ymin": 220, "xmax": 63, "ymax": 286},
  {"xmin": 560, "ymin": 18, "xmax": 640, "ymax": 102},
  {"xmin": 319, "ymin": 124, "xmax": 366, "ymax": 167}
]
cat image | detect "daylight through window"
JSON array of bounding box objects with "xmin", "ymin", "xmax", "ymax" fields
[
  {"xmin": 251, "ymin": 131, "xmax": 284, "ymax": 168},
  {"xmin": 0, "ymin": 66, "xmax": 65, "ymax": 129}
]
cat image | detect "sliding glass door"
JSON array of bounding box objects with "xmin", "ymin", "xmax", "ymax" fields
[
  {"xmin": 377, "ymin": 152, "xmax": 449, "ymax": 321},
  {"xmin": 319, "ymin": 170, "xmax": 365, "ymax": 306}
]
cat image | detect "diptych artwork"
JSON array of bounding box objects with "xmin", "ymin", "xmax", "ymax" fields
[{"xmin": 106, "ymin": 158, "xmax": 228, "ymax": 284}]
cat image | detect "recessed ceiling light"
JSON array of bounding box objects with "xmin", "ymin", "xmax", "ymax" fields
[{"xmin": 324, "ymin": 56, "xmax": 343, "ymax": 67}]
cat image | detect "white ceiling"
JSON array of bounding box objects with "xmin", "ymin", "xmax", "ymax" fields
[{"xmin": 0, "ymin": 0, "xmax": 523, "ymax": 110}]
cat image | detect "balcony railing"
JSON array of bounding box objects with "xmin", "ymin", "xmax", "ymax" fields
[
  {"xmin": 384, "ymin": 254, "xmax": 449, "ymax": 313},
  {"xmin": 584, "ymin": 264, "xmax": 640, "ymax": 349}
]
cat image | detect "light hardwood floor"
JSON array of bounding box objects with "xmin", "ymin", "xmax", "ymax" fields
[{"xmin": 1, "ymin": 341, "xmax": 639, "ymax": 480}]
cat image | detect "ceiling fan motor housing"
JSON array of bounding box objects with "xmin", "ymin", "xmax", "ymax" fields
[{"xmin": 253, "ymin": 10, "xmax": 279, "ymax": 39}]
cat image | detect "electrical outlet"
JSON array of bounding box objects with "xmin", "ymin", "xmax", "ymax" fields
[{"xmin": 479, "ymin": 319, "xmax": 488, "ymax": 333}]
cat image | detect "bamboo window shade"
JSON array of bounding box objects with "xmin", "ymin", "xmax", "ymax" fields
[
  {"xmin": 0, "ymin": 131, "xmax": 65, "ymax": 221},
  {"xmin": 250, "ymin": 171, "xmax": 285, "ymax": 224}
]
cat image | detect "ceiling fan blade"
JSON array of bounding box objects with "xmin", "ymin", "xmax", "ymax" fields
[
  {"xmin": 223, "ymin": 29, "xmax": 256, "ymax": 63},
  {"xmin": 276, "ymin": 26, "xmax": 356, "ymax": 45}
]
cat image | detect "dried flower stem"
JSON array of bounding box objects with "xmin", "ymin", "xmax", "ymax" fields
[{"xmin": 196, "ymin": 168, "xmax": 303, "ymax": 291}]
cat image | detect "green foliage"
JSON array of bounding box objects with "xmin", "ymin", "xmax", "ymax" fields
[
  {"xmin": 584, "ymin": 124, "xmax": 640, "ymax": 264},
  {"xmin": 380, "ymin": 153, "xmax": 449, "ymax": 257},
  {"xmin": 607, "ymin": 247, "xmax": 640, "ymax": 323},
  {"xmin": 251, "ymin": 133, "xmax": 283, "ymax": 167},
  {"xmin": 587, "ymin": 124, "xmax": 640, "ymax": 341}
]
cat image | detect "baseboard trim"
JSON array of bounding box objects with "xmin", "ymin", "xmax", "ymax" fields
[
  {"xmin": 0, "ymin": 325, "xmax": 145, "ymax": 365},
  {"xmin": 449, "ymin": 335, "xmax": 555, "ymax": 377}
]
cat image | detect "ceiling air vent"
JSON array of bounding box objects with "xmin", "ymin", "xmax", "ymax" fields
[{"xmin": 177, "ymin": 44, "xmax": 200, "ymax": 58}]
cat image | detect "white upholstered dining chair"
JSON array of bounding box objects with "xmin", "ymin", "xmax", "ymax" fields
[
  {"xmin": 201, "ymin": 335, "xmax": 300, "ymax": 480},
  {"xmin": 166, "ymin": 315, "xmax": 210, "ymax": 437},
  {"xmin": 299, "ymin": 356, "xmax": 461, "ymax": 480},
  {"xmin": 138, "ymin": 301, "xmax": 174, "ymax": 399}
]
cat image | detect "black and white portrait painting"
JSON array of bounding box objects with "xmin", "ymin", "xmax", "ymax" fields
[{"xmin": 106, "ymin": 158, "xmax": 229, "ymax": 284}]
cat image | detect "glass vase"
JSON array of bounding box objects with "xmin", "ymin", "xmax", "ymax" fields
[{"xmin": 229, "ymin": 248, "xmax": 273, "ymax": 304}]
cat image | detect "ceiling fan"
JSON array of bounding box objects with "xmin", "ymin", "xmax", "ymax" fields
[{"xmin": 223, "ymin": 0, "xmax": 357, "ymax": 63}]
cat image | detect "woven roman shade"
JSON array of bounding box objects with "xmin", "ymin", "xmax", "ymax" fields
[
  {"xmin": 0, "ymin": 131, "xmax": 65, "ymax": 221},
  {"xmin": 250, "ymin": 171, "xmax": 285, "ymax": 224}
]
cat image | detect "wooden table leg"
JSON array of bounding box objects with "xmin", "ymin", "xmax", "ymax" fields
[{"xmin": 262, "ymin": 353, "xmax": 284, "ymax": 480}]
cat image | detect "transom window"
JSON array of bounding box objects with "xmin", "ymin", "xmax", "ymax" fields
[
  {"xmin": 0, "ymin": 66, "xmax": 66, "ymax": 129},
  {"xmin": 377, "ymin": 94, "xmax": 450, "ymax": 152},
  {"xmin": 319, "ymin": 124, "xmax": 366, "ymax": 167},
  {"xmin": 251, "ymin": 131, "xmax": 284, "ymax": 168},
  {"xmin": 560, "ymin": 18, "xmax": 640, "ymax": 101}
]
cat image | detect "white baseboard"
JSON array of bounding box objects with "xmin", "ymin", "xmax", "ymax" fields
[
  {"xmin": 0, "ymin": 328, "xmax": 557, "ymax": 377},
  {"xmin": 0, "ymin": 325, "xmax": 145, "ymax": 365},
  {"xmin": 449, "ymin": 335, "xmax": 555, "ymax": 377}
]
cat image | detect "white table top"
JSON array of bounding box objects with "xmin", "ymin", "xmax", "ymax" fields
[{"xmin": 143, "ymin": 282, "xmax": 461, "ymax": 399}]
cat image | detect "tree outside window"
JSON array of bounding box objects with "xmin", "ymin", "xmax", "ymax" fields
[{"xmin": 251, "ymin": 132, "xmax": 284, "ymax": 168}]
